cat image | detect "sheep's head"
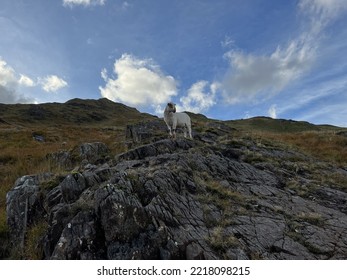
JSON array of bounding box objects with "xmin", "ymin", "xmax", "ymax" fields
[{"xmin": 167, "ymin": 102, "xmax": 176, "ymax": 113}]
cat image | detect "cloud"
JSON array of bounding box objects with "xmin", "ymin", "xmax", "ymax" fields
[
  {"xmin": 299, "ymin": 0, "xmax": 347, "ymax": 22},
  {"xmin": 179, "ymin": 81, "xmax": 219, "ymax": 113},
  {"xmin": 18, "ymin": 74, "xmax": 35, "ymax": 87},
  {"xmin": 0, "ymin": 57, "xmax": 36, "ymax": 104},
  {"xmin": 268, "ymin": 104, "xmax": 277, "ymax": 119},
  {"xmin": 220, "ymin": 0, "xmax": 347, "ymax": 105},
  {"xmin": 101, "ymin": 68, "xmax": 108, "ymax": 81},
  {"xmin": 99, "ymin": 53, "xmax": 177, "ymax": 108},
  {"xmin": 0, "ymin": 58, "xmax": 17, "ymax": 88},
  {"xmin": 221, "ymin": 35, "xmax": 236, "ymax": 49},
  {"xmin": 40, "ymin": 75, "xmax": 68, "ymax": 93},
  {"xmin": 0, "ymin": 85, "xmax": 34, "ymax": 104},
  {"xmin": 63, "ymin": 0, "xmax": 106, "ymax": 8},
  {"xmin": 222, "ymin": 31, "xmax": 316, "ymax": 105}
]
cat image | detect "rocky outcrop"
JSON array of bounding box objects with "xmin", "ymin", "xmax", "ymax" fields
[
  {"xmin": 125, "ymin": 120, "xmax": 168, "ymax": 148},
  {"xmin": 6, "ymin": 173, "xmax": 52, "ymax": 248},
  {"xmin": 47, "ymin": 142, "xmax": 110, "ymax": 170},
  {"xmin": 6, "ymin": 124, "xmax": 347, "ymax": 259}
]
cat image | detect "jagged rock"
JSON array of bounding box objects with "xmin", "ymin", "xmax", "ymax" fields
[
  {"xmin": 32, "ymin": 134, "xmax": 45, "ymax": 142},
  {"xmin": 115, "ymin": 138, "xmax": 195, "ymax": 162},
  {"xmin": 60, "ymin": 173, "xmax": 86, "ymax": 203},
  {"xmin": 5, "ymin": 133, "xmax": 347, "ymax": 260},
  {"xmin": 50, "ymin": 210, "xmax": 105, "ymax": 260},
  {"xmin": 126, "ymin": 120, "xmax": 167, "ymax": 148},
  {"xmin": 79, "ymin": 142, "xmax": 110, "ymax": 163},
  {"xmin": 6, "ymin": 173, "xmax": 52, "ymax": 248}
]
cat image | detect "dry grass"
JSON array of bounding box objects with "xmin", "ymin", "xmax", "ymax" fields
[
  {"xmin": 255, "ymin": 131, "xmax": 347, "ymax": 166},
  {"xmin": 208, "ymin": 226, "xmax": 239, "ymax": 251}
]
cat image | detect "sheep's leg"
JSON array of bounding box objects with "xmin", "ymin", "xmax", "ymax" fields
[
  {"xmin": 167, "ymin": 125, "xmax": 173, "ymax": 138},
  {"xmin": 183, "ymin": 125, "xmax": 187, "ymax": 138},
  {"xmin": 172, "ymin": 121, "xmax": 177, "ymax": 139},
  {"xmin": 188, "ymin": 125, "xmax": 193, "ymax": 139}
]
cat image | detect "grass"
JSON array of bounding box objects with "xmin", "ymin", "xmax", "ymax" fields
[
  {"xmin": 208, "ymin": 226, "xmax": 239, "ymax": 251},
  {"xmin": 254, "ymin": 131, "xmax": 347, "ymax": 166},
  {"xmin": 22, "ymin": 220, "xmax": 48, "ymax": 260},
  {"xmin": 195, "ymin": 172, "xmax": 248, "ymax": 228},
  {"xmin": 295, "ymin": 212, "xmax": 325, "ymax": 227}
]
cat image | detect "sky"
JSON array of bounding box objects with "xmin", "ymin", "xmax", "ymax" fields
[{"xmin": 1, "ymin": 0, "xmax": 347, "ymax": 127}]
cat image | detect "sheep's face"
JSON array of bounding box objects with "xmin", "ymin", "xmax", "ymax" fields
[{"xmin": 167, "ymin": 102, "xmax": 176, "ymax": 113}]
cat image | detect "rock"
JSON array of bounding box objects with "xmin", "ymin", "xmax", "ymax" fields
[
  {"xmin": 60, "ymin": 173, "xmax": 86, "ymax": 203},
  {"xmin": 50, "ymin": 210, "xmax": 105, "ymax": 260},
  {"xmin": 79, "ymin": 142, "xmax": 110, "ymax": 163},
  {"xmin": 32, "ymin": 134, "xmax": 45, "ymax": 142},
  {"xmin": 6, "ymin": 174, "xmax": 51, "ymax": 248},
  {"xmin": 95, "ymin": 185, "xmax": 150, "ymax": 243},
  {"xmin": 126, "ymin": 120, "xmax": 167, "ymax": 148}
]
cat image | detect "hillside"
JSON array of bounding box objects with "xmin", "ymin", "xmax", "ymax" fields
[
  {"xmin": 1, "ymin": 98, "xmax": 347, "ymax": 259},
  {"xmin": 0, "ymin": 98, "xmax": 155, "ymax": 127},
  {"xmin": 227, "ymin": 116, "xmax": 339, "ymax": 133}
]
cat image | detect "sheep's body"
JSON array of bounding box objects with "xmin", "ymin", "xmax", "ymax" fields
[{"xmin": 164, "ymin": 103, "xmax": 192, "ymax": 139}]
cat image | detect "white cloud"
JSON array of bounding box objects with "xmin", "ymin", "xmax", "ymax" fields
[
  {"xmin": 0, "ymin": 58, "xmax": 17, "ymax": 88},
  {"xmin": 299, "ymin": 0, "xmax": 347, "ymax": 38},
  {"xmin": 220, "ymin": 0, "xmax": 347, "ymax": 106},
  {"xmin": 222, "ymin": 35, "xmax": 315, "ymax": 104},
  {"xmin": 99, "ymin": 53, "xmax": 177, "ymax": 108},
  {"xmin": 122, "ymin": 1, "xmax": 131, "ymax": 10},
  {"xmin": 221, "ymin": 35, "xmax": 236, "ymax": 49},
  {"xmin": 0, "ymin": 58, "xmax": 36, "ymax": 104},
  {"xmin": 299, "ymin": 0, "xmax": 347, "ymax": 21},
  {"xmin": 63, "ymin": 0, "xmax": 106, "ymax": 7},
  {"xmin": 101, "ymin": 68, "xmax": 108, "ymax": 81},
  {"xmin": 18, "ymin": 74, "xmax": 35, "ymax": 87},
  {"xmin": 40, "ymin": 75, "xmax": 68, "ymax": 93},
  {"xmin": 179, "ymin": 81, "xmax": 219, "ymax": 113},
  {"xmin": 268, "ymin": 104, "xmax": 277, "ymax": 119}
]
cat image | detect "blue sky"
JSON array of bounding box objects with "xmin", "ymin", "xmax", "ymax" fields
[{"xmin": 1, "ymin": 0, "xmax": 347, "ymax": 127}]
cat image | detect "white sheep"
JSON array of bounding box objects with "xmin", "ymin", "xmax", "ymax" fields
[{"xmin": 164, "ymin": 102, "xmax": 192, "ymax": 139}]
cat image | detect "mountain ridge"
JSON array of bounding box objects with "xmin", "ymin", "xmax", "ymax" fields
[{"xmin": 0, "ymin": 98, "xmax": 346, "ymax": 131}]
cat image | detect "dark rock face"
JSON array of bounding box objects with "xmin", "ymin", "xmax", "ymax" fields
[
  {"xmin": 6, "ymin": 124, "xmax": 347, "ymax": 259},
  {"xmin": 47, "ymin": 142, "xmax": 111, "ymax": 170},
  {"xmin": 125, "ymin": 120, "xmax": 168, "ymax": 148},
  {"xmin": 6, "ymin": 174, "xmax": 52, "ymax": 248},
  {"xmin": 79, "ymin": 142, "xmax": 110, "ymax": 163}
]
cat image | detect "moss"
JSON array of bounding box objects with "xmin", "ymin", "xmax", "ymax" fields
[{"xmin": 40, "ymin": 174, "xmax": 65, "ymax": 191}]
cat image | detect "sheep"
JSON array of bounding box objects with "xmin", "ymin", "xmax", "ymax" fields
[{"xmin": 164, "ymin": 102, "xmax": 192, "ymax": 139}]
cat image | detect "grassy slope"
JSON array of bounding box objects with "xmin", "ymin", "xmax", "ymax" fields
[{"xmin": 227, "ymin": 116, "xmax": 340, "ymax": 133}]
